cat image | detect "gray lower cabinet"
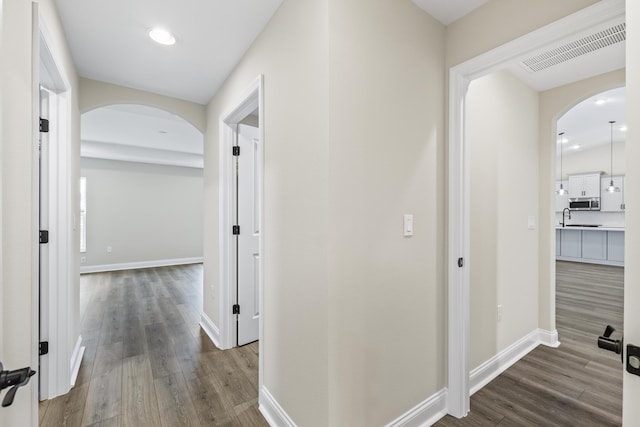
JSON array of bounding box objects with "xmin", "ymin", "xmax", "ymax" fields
[
  {"xmin": 582, "ymin": 230, "xmax": 607, "ymax": 260},
  {"xmin": 556, "ymin": 228, "xmax": 624, "ymax": 266},
  {"xmin": 608, "ymin": 231, "xmax": 625, "ymax": 262},
  {"xmin": 559, "ymin": 229, "xmax": 582, "ymax": 258}
]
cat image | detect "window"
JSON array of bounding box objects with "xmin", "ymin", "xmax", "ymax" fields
[{"xmin": 80, "ymin": 177, "xmax": 87, "ymax": 253}]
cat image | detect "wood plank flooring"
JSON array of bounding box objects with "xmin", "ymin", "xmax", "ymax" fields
[
  {"xmin": 39, "ymin": 264, "xmax": 268, "ymax": 427},
  {"xmin": 435, "ymin": 261, "xmax": 624, "ymax": 426}
]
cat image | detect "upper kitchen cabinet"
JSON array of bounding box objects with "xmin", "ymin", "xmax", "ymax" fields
[
  {"xmin": 555, "ymin": 180, "xmax": 569, "ymax": 212},
  {"xmin": 568, "ymin": 173, "xmax": 601, "ymax": 198},
  {"xmin": 601, "ymin": 176, "xmax": 625, "ymax": 212}
]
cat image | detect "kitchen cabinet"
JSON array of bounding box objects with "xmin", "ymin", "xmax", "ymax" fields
[
  {"xmin": 600, "ymin": 176, "xmax": 625, "ymax": 212},
  {"xmin": 568, "ymin": 173, "xmax": 601, "ymax": 198},
  {"xmin": 608, "ymin": 231, "xmax": 624, "ymax": 262},
  {"xmin": 582, "ymin": 230, "xmax": 607, "ymax": 260},
  {"xmin": 559, "ymin": 229, "xmax": 581, "ymax": 258},
  {"xmin": 555, "ymin": 180, "xmax": 569, "ymax": 212},
  {"xmin": 556, "ymin": 228, "xmax": 624, "ymax": 266}
]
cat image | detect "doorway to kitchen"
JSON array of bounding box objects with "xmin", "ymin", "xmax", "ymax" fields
[
  {"xmin": 447, "ymin": 1, "xmax": 625, "ymax": 417},
  {"xmin": 553, "ymin": 87, "xmax": 626, "ymax": 420}
]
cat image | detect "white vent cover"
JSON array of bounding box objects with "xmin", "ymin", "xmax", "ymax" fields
[{"xmin": 521, "ymin": 23, "xmax": 626, "ymax": 73}]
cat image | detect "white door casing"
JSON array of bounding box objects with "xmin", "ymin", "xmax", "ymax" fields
[
  {"xmin": 237, "ymin": 124, "xmax": 260, "ymax": 346},
  {"xmin": 447, "ymin": 0, "xmax": 625, "ymax": 418}
]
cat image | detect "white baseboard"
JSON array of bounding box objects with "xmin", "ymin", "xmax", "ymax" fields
[
  {"xmin": 470, "ymin": 328, "xmax": 558, "ymax": 395},
  {"xmin": 384, "ymin": 388, "xmax": 448, "ymax": 427},
  {"xmin": 259, "ymin": 386, "xmax": 297, "ymax": 427},
  {"xmin": 69, "ymin": 335, "xmax": 85, "ymax": 387},
  {"xmin": 199, "ymin": 312, "xmax": 222, "ymax": 349},
  {"xmin": 537, "ymin": 328, "xmax": 561, "ymax": 348},
  {"xmin": 80, "ymin": 257, "xmax": 203, "ymax": 274}
]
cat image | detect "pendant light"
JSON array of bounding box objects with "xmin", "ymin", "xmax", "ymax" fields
[
  {"xmin": 606, "ymin": 120, "xmax": 620, "ymax": 193},
  {"xmin": 556, "ymin": 132, "xmax": 567, "ymax": 195}
]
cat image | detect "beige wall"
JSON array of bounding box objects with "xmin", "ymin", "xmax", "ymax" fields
[
  {"xmin": 80, "ymin": 158, "xmax": 203, "ymax": 268},
  {"xmin": 624, "ymin": 0, "xmax": 640, "ymax": 423},
  {"xmin": 327, "ymin": 0, "xmax": 445, "ymax": 425},
  {"xmin": 79, "ymin": 78, "xmax": 207, "ymax": 133},
  {"xmin": 560, "ymin": 141, "xmax": 625, "ymax": 177},
  {"xmin": 204, "ymin": 1, "xmax": 329, "ymax": 425},
  {"xmin": 467, "ymin": 70, "xmax": 540, "ymax": 369},
  {"xmin": 1, "ymin": 0, "xmax": 80, "ymax": 425},
  {"xmin": 445, "ymin": 0, "xmax": 599, "ymax": 68}
]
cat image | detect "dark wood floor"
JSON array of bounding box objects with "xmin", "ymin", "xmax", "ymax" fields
[
  {"xmin": 435, "ymin": 261, "xmax": 624, "ymax": 426},
  {"xmin": 39, "ymin": 264, "xmax": 268, "ymax": 427}
]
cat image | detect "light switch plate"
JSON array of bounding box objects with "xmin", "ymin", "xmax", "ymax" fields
[
  {"xmin": 528, "ymin": 216, "xmax": 536, "ymax": 230},
  {"xmin": 403, "ymin": 214, "xmax": 413, "ymax": 237}
]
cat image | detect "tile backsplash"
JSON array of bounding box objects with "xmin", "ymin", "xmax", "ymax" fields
[{"xmin": 555, "ymin": 211, "xmax": 625, "ymax": 228}]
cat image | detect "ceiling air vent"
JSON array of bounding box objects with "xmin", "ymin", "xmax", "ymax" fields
[{"xmin": 520, "ymin": 23, "xmax": 626, "ymax": 73}]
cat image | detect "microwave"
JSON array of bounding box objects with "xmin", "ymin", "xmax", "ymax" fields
[{"xmin": 569, "ymin": 198, "xmax": 600, "ymax": 211}]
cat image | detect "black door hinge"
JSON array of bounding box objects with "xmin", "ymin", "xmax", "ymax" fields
[
  {"xmin": 39, "ymin": 118, "xmax": 49, "ymax": 133},
  {"xmin": 39, "ymin": 341, "xmax": 49, "ymax": 356},
  {"xmin": 232, "ymin": 146, "xmax": 240, "ymax": 156},
  {"xmin": 233, "ymin": 304, "xmax": 240, "ymax": 314},
  {"xmin": 40, "ymin": 230, "xmax": 49, "ymax": 244},
  {"xmin": 458, "ymin": 257, "xmax": 464, "ymax": 268},
  {"xmin": 233, "ymin": 225, "xmax": 240, "ymax": 235}
]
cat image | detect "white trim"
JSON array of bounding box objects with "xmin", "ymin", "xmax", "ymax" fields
[
  {"xmin": 199, "ymin": 312, "xmax": 222, "ymax": 349},
  {"xmin": 80, "ymin": 257, "xmax": 203, "ymax": 274},
  {"xmin": 259, "ymin": 386, "xmax": 297, "ymax": 427},
  {"xmin": 218, "ymin": 75, "xmax": 263, "ymax": 355},
  {"xmin": 470, "ymin": 329, "xmax": 561, "ymax": 395},
  {"xmin": 384, "ymin": 389, "xmax": 448, "ymax": 427},
  {"xmin": 447, "ymin": 0, "xmax": 625, "ymax": 417},
  {"xmin": 69, "ymin": 336, "xmax": 84, "ymax": 387},
  {"xmin": 36, "ymin": 5, "xmax": 75, "ymax": 403}
]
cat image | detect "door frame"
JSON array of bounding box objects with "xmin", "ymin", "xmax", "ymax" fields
[
  {"xmin": 33, "ymin": 5, "xmax": 80, "ymax": 401},
  {"xmin": 446, "ymin": 0, "xmax": 625, "ymax": 417},
  {"xmin": 218, "ymin": 76, "xmax": 264, "ymax": 355}
]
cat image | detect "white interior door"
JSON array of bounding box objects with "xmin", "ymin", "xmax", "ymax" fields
[
  {"xmin": 38, "ymin": 86, "xmax": 51, "ymax": 398},
  {"xmin": 236, "ymin": 124, "xmax": 260, "ymax": 346}
]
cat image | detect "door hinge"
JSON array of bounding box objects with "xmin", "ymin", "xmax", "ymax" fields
[
  {"xmin": 233, "ymin": 304, "xmax": 240, "ymax": 314},
  {"xmin": 458, "ymin": 257, "xmax": 464, "ymax": 268},
  {"xmin": 39, "ymin": 341, "xmax": 49, "ymax": 356},
  {"xmin": 39, "ymin": 118, "xmax": 49, "ymax": 133},
  {"xmin": 39, "ymin": 230, "xmax": 49, "ymax": 244},
  {"xmin": 232, "ymin": 146, "xmax": 240, "ymax": 156},
  {"xmin": 233, "ymin": 225, "xmax": 240, "ymax": 235}
]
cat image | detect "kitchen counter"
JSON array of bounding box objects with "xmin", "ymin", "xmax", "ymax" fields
[
  {"xmin": 556, "ymin": 227, "xmax": 624, "ymax": 266},
  {"xmin": 555, "ymin": 225, "xmax": 625, "ymax": 231}
]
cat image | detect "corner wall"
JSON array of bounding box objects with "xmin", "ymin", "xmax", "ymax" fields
[{"xmin": 203, "ymin": 1, "xmax": 329, "ymax": 425}]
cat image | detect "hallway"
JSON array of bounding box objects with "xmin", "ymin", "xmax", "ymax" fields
[
  {"xmin": 436, "ymin": 261, "xmax": 624, "ymax": 426},
  {"xmin": 38, "ymin": 264, "xmax": 267, "ymax": 427}
]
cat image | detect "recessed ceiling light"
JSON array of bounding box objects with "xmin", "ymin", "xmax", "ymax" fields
[
  {"xmin": 149, "ymin": 28, "xmax": 176, "ymax": 46},
  {"xmin": 158, "ymin": 130, "xmax": 168, "ymax": 134},
  {"xmin": 595, "ymin": 99, "xmax": 607, "ymax": 105},
  {"xmin": 620, "ymin": 126, "xmax": 627, "ymax": 132},
  {"xmin": 571, "ymin": 144, "xmax": 580, "ymax": 150}
]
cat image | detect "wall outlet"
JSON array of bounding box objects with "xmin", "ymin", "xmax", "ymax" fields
[
  {"xmin": 80, "ymin": 256, "xmax": 86, "ymax": 264},
  {"xmin": 497, "ymin": 305, "xmax": 503, "ymax": 322},
  {"xmin": 106, "ymin": 246, "xmax": 112, "ymax": 253}
]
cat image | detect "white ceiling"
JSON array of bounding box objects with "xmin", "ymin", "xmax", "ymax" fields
[
  {"xmin": 411, "ymin": 0, "xmax": 488, "ymax": 25},
  {"xmin": 68, "ymin": 1, "xmax": 625, "ymax": 167},
  {"xmin": 81, "ymin": 105, "xmax": 204, "ymax": 168},
  {"xmin": 557, "ymin": 87, "xmax": 626, "ymax": 153},
  {"xmin": 55, "ymin": 0, "xmax": 283, "ymax": 105}
]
